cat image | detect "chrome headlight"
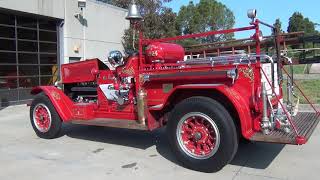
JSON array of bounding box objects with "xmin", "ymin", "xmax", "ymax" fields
[
  {"xmin": 247, "ymin": 9, "xmax": 257, "ymax": 20},
  {"xmin": 108, "ymin": 50, "xmax": 124, "ymax": 67}
]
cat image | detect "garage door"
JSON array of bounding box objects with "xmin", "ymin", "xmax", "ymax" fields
[{"xmin": 0, "ymin": 12, "xmax": 59, "ymax": 107}]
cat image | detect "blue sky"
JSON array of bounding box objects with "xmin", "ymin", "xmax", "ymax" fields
[{"xmin": 165, "ymin": 0, "xmax": 320, "ymax": 38}]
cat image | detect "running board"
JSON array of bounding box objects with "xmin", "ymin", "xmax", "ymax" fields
[
  {"xmin": 250, "ymin": 112, "xmax": 320, "ymax": 145},
  {"xmin": 71, "ymin": 118, "xmax": 148, "ymax": 130}
]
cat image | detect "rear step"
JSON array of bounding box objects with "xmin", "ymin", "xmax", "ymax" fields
[
  {"xmin": 71, "ymin": 118, "xmax": 148, "ymax": 130},
  {"xmin": 251, "ymin": 112, "xmax": 320, "ymax": 144}
]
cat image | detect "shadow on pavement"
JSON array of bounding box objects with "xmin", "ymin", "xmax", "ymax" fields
[
  {"xmin": 64, "ymin": 124, "xmax": 158, "ymax": 150},
  {"xmin": 1, "ymin": 98, "xmax": 9, "ymax": 110},
  {"xmin": 230, "ymin": 140, "xmax": 285, "ymax": 169},
  {"xmin": 64, "ymin": 124, "xmax": 284, "ymax": 169}
]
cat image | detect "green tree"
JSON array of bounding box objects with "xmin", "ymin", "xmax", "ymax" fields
[
  {"xmin": 175, "ymin": 0, "xmax": 235, "ymax": 45},
  {"xmin": 108, "ymin": 0, "xmax": 175, "ymax": 50},
  {"xmin": 273, "ymin": 18, "xmax": 282, "ymax": 33},
  {"xmin": 288, "ymin": 12, "xmax": 318, "ymax": 35}
]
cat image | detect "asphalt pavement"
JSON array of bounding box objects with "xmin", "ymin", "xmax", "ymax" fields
[{"xmin": 0, "ymin": 105, "xmax": 320, "ymax": 180}]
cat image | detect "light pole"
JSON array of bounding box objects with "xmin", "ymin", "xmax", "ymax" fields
[{"xmin": 78, "ymin": 0, "xmax": 87, "ymax": 60}]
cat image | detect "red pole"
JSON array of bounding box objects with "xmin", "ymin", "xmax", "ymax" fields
[
  {"xmin": 254, "ymin": 19, "xmax": 261, "ymax": 56},
  {"xmin": 251, "ymin": 20, "xmax": 261, "ymax": 111}
]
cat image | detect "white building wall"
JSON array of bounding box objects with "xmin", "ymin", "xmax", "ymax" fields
[
  {"xmin": 0, "ymin": 0, "xmax": 65, "ymax": 19},
  {"xmin": 0, "ymin": 0, "xmax": 129, "ymax": 65},
  {"xmin": 63, "ymin": 0, "xmax": 129, "ymax": 64}
]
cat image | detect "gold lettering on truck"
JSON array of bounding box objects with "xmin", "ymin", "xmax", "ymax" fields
[{"xmin": 239, "ymin": 67, "xmax": 254, "ymax": 83}]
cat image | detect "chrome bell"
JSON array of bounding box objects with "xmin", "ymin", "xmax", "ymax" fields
[{"xmin": 126, "ymin": 0, "xmax": 143, "ymax": 21}]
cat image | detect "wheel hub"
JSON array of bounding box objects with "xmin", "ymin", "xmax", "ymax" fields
[
  {"xmin": 177, "ymin": 112, "xmax": 220, "ymax": 159},
  {"xmin": 194, "ymin": 132, "xmax": 202, "ymax": 141}
]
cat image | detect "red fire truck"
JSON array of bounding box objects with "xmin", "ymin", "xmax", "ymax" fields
[{"xmin": 29, "ymin": 8, "xmax": 319, "ymax": 172}]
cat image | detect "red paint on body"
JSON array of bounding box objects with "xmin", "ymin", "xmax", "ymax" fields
[{"xmin": 31, "ymin": 86, "xmax": 74, "ymax": 121}]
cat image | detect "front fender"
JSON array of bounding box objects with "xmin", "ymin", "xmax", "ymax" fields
[
  {"xmin": 153, "ymin": 84, "xmax": 254, "ymax": 139},
  {"xmin": 31, "ymin": 86, "xmax": 74, "ymax": 122}
]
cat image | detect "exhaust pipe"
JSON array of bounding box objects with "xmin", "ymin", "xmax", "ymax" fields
[{"xmin": 137, "ymin": 89, "xmax": 147, "ymax": 125}]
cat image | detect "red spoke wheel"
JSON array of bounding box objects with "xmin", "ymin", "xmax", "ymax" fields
[
  {"xmin": 30, "ymin": 93, "xmax": 62, "ymax": 139},
  {"xmin": 177, "ymin": 112, "xmax": 220, "ymax": 159},
  {"xmin": 33, "ymin": 104, "xmax": 52, "ymax": 133},
  {"xmin": 167, "ymin": 97, "xmax": 238, "ymax": 173}
]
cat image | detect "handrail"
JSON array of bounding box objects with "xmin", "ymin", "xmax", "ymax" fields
[
  {"xmin": 178, "ymin": 54, "xmax": 256, "ymax": 65},
  {"xmin": 178, "ymin": 54, "xmax": 274, "ymax": 65}
]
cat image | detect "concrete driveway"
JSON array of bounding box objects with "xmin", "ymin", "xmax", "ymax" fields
[{"xmin": 0, "ymin": 105, "xmax": 319, "ymax": 180}]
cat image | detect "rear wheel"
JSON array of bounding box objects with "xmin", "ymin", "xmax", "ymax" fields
[
  {"xmin": 30, "ymin": 93, "xmax": 62, "ymax": 139},
  {"xmin": 167, "ymin": 97, "xmax": 238, "ymax": 172}
]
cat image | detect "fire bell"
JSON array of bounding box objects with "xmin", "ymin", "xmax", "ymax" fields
[
  {"xmin": 126, "ymin": 0, "xmax": 143, "ymax": 22},
  {"xmin": 126, "ymin": 0, "xmax": 143, "ymax": 50}
]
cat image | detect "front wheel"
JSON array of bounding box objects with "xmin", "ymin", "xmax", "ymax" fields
[
  {"xmin": 167, "ymin": 97, "xmax": 238, "ymax": 172},
  {"xmin": 30, "ymin": 93, "xmax": 62, "ymax": 139}
]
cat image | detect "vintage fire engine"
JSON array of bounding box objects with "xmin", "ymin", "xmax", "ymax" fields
[{"xmin": 29, "ymin": 3, "xmax": 319, "ymax": 173}]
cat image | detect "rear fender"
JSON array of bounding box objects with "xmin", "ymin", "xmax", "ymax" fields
[
  {"xmin": 31, "ymin": 86, "xmax": 74, "ymax": 122},
  {"xmin": 154, "ymin": 84, "xmax": 254, "ymax": 139}
]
